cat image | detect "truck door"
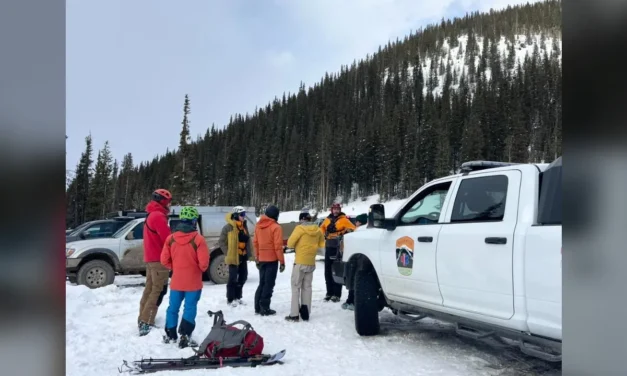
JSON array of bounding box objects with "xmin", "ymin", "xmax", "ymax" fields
[
  {"xmin": 436, "ymin": 169, "xmax": 521, "ymax": 320},
  {"xmin": 378, "ymin": 178, "xmax": 456, "ymax": 306},
  {"xmin": 120, "ymin": 222, "xmax": 145, "ymax": 270}
]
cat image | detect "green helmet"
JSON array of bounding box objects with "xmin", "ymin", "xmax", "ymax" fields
[{"xmin": 179, "ymin": 206, "xmax": 199, "ymax": 221}]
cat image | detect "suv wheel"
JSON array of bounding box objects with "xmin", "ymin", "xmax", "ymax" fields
[
  {"xmin": 207, "ymin": 254, "xmax": 229, "ymax": 284},
  {"xmin": 354, "ymin": 268, "xmax": 380, "ymax": 336},
  {"xmin": 77, "ymin": 260, "xmax": 115, "ymax": 289}
]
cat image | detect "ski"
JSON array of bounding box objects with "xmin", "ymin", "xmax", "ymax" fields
[{"xmin": 118, "ymin": 350, "xmax": 286, "ymax": 374}]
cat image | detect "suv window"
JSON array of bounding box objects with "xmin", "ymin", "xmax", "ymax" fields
[
  {"xmin": 83, "ymin": 224, "xmax": 102, "ymax": 238},
  {"xmin": 399, "ymin": 182, "xmax": 452, "ymax": 225},
  {"xmin": 451, "ymin": 175, "xmax": 508, "ymax": 223},
  {"xmin": 126, "ymin": 222, "xmax": 145, "ymax": 240}
]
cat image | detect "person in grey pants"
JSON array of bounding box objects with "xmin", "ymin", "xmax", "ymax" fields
[{"xmin": 285, "ymin": 212, "xmax": 325, "ymax": 322}]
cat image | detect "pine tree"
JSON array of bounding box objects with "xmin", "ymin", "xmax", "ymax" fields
[
  {"xmin": 86, "ymin": 141, "xmax": 114, "ymax": 220},
  {"xmin": 171, "ymin": 94, "xmax": 196, "ymax": 204}
]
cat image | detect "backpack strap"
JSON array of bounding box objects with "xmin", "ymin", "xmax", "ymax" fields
[
  {"xmin": 144, "ymin": 213, "xmax": 158, "ymax": 234},
  {"xmin": 167, "ymin": 235, "xmax": 198, "ymax": 251},
  {"xmin": 189, "ymin": 236, "xmax": 198, "ymax": 251}
]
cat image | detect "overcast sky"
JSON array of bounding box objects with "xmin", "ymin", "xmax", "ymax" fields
[{"xmin": 66, "ymin": 0, "xmax": 538, "ymax": 170}]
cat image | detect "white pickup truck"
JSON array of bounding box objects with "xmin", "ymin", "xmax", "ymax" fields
[{"xmin": 333, "ymin": 158, "xmax": 562, "ymax": 362}]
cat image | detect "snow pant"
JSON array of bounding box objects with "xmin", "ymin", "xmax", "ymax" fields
[
  {"xmin": 254, "ymin": 261, "xmax": 278, "ymax": 312},
  {"xmin": 290, "ymin": 264, "xmax": 315, "ymax": 317},
  {"xmin": 345, "ymin": 288, "xmax": 355, "ymax": 305},
  {"xmin": 324, "ymin": 247, "xmax": 342, "ymax": 298},
  {"xmin": 138, "ymin": 262, "xmax": 170, "ymax": 325},
  {"xmin": 165, "ymin": 289, "xmax": 202, "ymax": 340},
  {"xmin": 226, "ymin": 257, "xmax": 248, "ymax": 302}
]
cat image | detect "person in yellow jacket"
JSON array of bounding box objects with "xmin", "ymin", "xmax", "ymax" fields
[
  {"xmin": 284, "ymin": 211, "xmax": 325, "ymax": 322},
  {"xmin": 319, "ymin": 203, "xmax": 356, "ymax": 302}
]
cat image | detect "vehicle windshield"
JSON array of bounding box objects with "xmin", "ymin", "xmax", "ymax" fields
[
  {"xmin": 112, "ymin": 220, "xmax": 138, "ymax": 238},
  {"xmin": 68, "ymin": 222, "xmax": 90, "ymax": 236}
]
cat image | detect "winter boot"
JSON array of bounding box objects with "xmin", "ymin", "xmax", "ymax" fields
[
  {"xmin": 260, "ymin": 308, "xmax": 276, "ymax": 316},
  {"xmin": 299, "ymin": 305, "xmax": 310, "ymax": 321},
  {"xmin": 163, "ymin": 327, "xmax": 178, "ymax": 344},
  {"xmin": 331, "ymin": 296, "xmax": 341, "ymax": 303},
  {"xmin": 323, "ymin": 295, "xmax": 332, "ymax": 302},
  {"xmin": 178, "ymin": 335, "xmax": 190, "ymax": 348},
  {"xmin": 285, "ymin": 315, "xmax": 299, "ymax": 322},
  {"xmin": 236, "ymin": 299, "xmax": 246, "ymax": 306},
  {"xmin": 138, "ymin": 321, "xmax": 151, "ymax": 336},
  {"xmin": 342, "ymin": 302, "xmax": 354, "ymax": 310}
]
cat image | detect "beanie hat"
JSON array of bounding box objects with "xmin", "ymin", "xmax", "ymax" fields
[
  {"xmin": 355, "ymin": 213, "xmax": 368, "ymax": 225},
  {"xmin": 265, "ymin": 205, "xmax": 280, "ymax": 221},
  {"xmin": 299, "ymin": 212, "xmax": 312, "ymax": 221}
]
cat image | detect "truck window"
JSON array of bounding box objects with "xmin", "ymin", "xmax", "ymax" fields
[
  {"xmin": 538, "ymin": 158, "xmax": 562, "ymax": 225},
  {"xmin": 127, "ymin": 223, "xmax": 145, "ymax": 240},
  {"xmin": 451, "ymin": 175, "xmax": 508, "ymax": 223},
  {"xmin": 399, "ymin": 182, "xmax": 452, "ymax": 225}
]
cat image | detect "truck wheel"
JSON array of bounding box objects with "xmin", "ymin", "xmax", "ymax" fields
[
  {"xmin": 208, "ymin": 254, "xmax": 229, "ymax": 284},
  {"xmin": 77, "ymin": 260, "xmax": 115, "ymax": 289},
  {"xmin": 354, "ymin": 268, "xmax": 380, "ymax": 336}
]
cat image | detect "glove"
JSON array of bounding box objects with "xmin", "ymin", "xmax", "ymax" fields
[
  {"xmin": 279, "ymin": 264, "xmax": 285, "ymax": 273},
  {"xmin": 255, "ymin": 259, "xmax": 260, "ymax": 270}
]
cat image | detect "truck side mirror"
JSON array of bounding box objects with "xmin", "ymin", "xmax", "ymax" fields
[
  {"xmin": 368, "ymin": 204, "xmax": 385, "ymax": 228},
  {"xmin": 79, "ymin": 232, "xmax": 87, "ymax": 240},
  {"xmin": 368, "ymin": 204, "xmax": 396, "ymax": 231}
]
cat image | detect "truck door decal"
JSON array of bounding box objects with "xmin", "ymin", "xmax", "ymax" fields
[{"xmin": 396, "ymin": 236, "xmax": 414, "ymax": 276}]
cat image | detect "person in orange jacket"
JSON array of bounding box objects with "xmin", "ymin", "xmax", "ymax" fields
[
  {"xmin": 320, "ymin": 203, "xmax": 356, "ymax": 302},
  {"xmin": 160, "ymin": 206, "xmax": 210, "ymax": 348},
  {"xmin": 253, "ymin": 205, "xmax": 285, "ymax": 316}
]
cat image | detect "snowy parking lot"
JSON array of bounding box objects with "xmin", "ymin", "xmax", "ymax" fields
[{"xmin": 66, "ymin": 253, "xmax": 561, "ymax": 376}]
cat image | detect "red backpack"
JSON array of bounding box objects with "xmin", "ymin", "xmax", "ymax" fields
[{"xmin": 196, "ymin": 310, "xmax": 264, "ymax": 358}]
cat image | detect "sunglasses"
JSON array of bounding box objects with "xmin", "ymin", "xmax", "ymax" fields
[{"xmin": 239, "ymin": 212, "xmax": 246, "ymax": 217}]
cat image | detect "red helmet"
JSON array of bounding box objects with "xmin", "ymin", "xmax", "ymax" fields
[
  {"xmin": 331, "ymin": 203, "xmax": 341, "ymax": 210},
  {"xmin": 152, "ymin": 189, "xmax": 172, "ymax": 204}
]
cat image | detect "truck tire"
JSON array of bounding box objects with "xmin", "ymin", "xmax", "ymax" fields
[
  {"xmin": 354, "ymin": 268, "xmax": 380, "ymax": 336},
  {"xmin": 77, "ymin": 260, "xmax": 115, "ymax": 289},
  {"xmin": 208, "ymin": 254, "xmax": 229, "ymax": 284}
]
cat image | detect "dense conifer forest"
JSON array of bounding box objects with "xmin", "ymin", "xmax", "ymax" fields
[{"xmin": 66, "ymin": 0, "xmax": 562, "ymax": 228}]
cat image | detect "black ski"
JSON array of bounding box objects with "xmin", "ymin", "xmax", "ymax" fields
[{"xmin": 119, "ymin": 350, "xmax": 286, "ymax": 374}]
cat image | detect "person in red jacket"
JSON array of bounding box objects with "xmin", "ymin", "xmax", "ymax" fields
[
  {"xmin": 161, "ymin": 206, "xmax": 209, "ymax": 348},
  {"xmin": 138, "ymin": 188, "xmax": 173, "ymax": 336}
]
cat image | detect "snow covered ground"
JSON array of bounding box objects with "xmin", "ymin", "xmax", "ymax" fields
[{"xmin": 66, "ymin": 253, "xmax": 560, "ymax": 376}]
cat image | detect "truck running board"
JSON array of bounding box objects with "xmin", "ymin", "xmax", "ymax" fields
[
  {"xmin": 455, "ymin": 324, "xmax": 495, "ymax": 339},
  {"xmin": 519, "ymin": 339, "xmax": 562, "ymax": 362}
]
